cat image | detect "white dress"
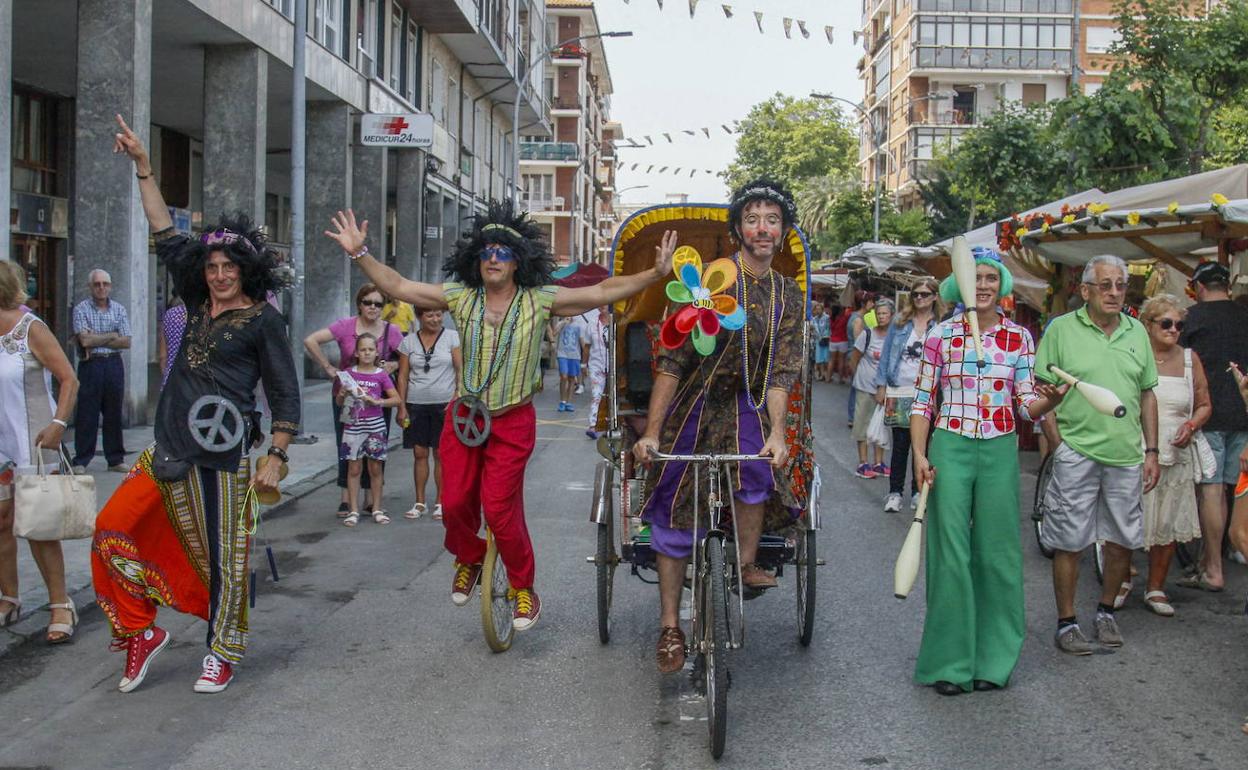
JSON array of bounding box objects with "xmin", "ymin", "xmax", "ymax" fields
[
  {"xmin": 0, "ymin": 313, "xmax": 58, "ymax": 498},
  {"xmin": 1141, "ymin": 349, "xmax": 1202, "ymax": 548}
]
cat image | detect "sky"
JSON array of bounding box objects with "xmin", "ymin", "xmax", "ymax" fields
[{"xmin": 592, "ymin": 0, "xmax": 865, "ymax": 206}]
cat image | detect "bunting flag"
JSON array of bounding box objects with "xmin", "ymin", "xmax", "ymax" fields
[
  {"xmin": 663, "ymin": 133, "xmax": 673, "ymax": 142},
  {"xmin": 656, "ymin": 0, "xmax": 663, "ymax": 8},
  {"xmin": 691, "ymin": 169, "xmax": 698, "ymax": 177},
  {"xmin": 647, "ymin": 165, "xmax": 654, "ymax": 173},
  {"xmin": 722, "ymin": 124, "xmax": 733, "ymax": 134},
  {"xmin": 825, "ymin": 25, "xmax": 834, "ymax": 44},
  {"xmin": 683, "ymin": 129, "xmax": 696, "ymax": 136},
  {"xmin": 689, "ymin": 0, "xmax": 699, "ymax": 17},
  {"xmin": 673, "ymin": 167, "xmax": 682, "ymax": 174},
  {"xmin": 701, "ymin": 127, "xmax": 710, "ymax": 138},
  {"xmin": 722, "ymin": 4, "xmax": 732, "ymax": 18},
  {"xmin": 645, "ymin": 136, "xmax": 654, "ymax": 145},
  {"xmin": 798, "ymin": 20, "xmax": 809, "ymax": 39},
  {"xmin": 659, "ymin": 166, "xmax": 669, "ymax": 173},
  {"xmin": 754, "ymin": 11, "xmax": 764, "ymax": 33},
  {"xmin": 783, "ymin": 18, "xmax": 793, "ymax": 39}
]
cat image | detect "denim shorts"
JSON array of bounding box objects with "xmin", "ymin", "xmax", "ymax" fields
[
  {"xmin": 1201, "ymin": 430, "xmax": 1248, "ymax": 486},
  {"xmin": 557, "ymin": 357, "xmax": 581, "ymax": 377}
]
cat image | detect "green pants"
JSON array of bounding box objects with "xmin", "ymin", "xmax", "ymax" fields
[{"xmin": 914, "ymin": 429, "xmax": 1024, "ymax": 691}]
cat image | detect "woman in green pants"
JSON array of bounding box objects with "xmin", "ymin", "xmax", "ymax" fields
[{"xmin": 909, "ymin": 248, "xmax": 1065, "ymax": 696}]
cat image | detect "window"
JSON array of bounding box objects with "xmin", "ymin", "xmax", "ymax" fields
[
  {"xmin": 1022, "ymin": 83, "xmax": 1046, "ymax": 105},
  {"xmin": 388, "ymin": 3, "xmax": 403, "ymax": 91},
  {"xmin": 264, "ymin": 0, "xmax": 293, "ymax": 18},
  {"xmin": 522, "ymin": 174, "xmax": 556, "ymax": 207},
  {"xmin": 405, "ymin": 20, "xmax": 420, "ymax": 106},
  {"xmin": 311, "ymin": 0, "xmax": 342, "ymax": 56},
  {"xmin": 430, "ymin": 59, "xmax": 447, "ymax": 123},
  {"xmin": 1085, "ymin": 26, "xmax": 1121, "ymax": 54},
  {"xmin": 357, "ymin": 0, "xmax": 380, "ymax": 77},
  {"xmin": 11, "ymin": 89, "xmax": 57, "ymax": 195}
]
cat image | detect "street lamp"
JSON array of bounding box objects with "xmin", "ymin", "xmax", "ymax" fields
[
  {"xmin": 615, "ymin": 184, "xmax": 649, "ymax": 198},
  {"xmin": 512, "ymin": 31, "xmax": 634, "ymax": 207}
]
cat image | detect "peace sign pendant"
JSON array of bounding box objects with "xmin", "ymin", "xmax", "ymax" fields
[
  {"xmin": 188, "ymin": 395, "xmax": 246, "ymax": 452},
  {"xmin": 450, "ymin": 396, "xmax": 491, "ymax": 447}
]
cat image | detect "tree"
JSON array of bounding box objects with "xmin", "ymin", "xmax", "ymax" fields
[
  {"xmin": 723, "ymin": 94, "xmax": 857, "ymax": 194},
  {"xmin": 810, "ymin": 187, "xmax": 931, "ymax": 258}
]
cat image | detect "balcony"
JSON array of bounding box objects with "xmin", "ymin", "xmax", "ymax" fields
[
  {"xmin": 551, "ymin": 96, "xmax": 582, "ymax": 114},
  {"xmin": 911, "ymin": 109, "xmax": 978, "ymax": 127},
  {"xmin": 911, "ymin": 46, "xmax": 1072, "ymax": 72},
  {"xmin": 523, "ymin": 196, "xmax": 569, "ymax": 214},
  {"xmin": 520, "ymin": 141, "xmax": 579, "ymax": 163},
  {"xmin": 406, "ymin": 0, "xmax": 476, "ymax": 34}
]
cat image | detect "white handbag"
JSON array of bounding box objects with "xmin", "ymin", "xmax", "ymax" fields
[{"xmin": 13, "ymin": 447, "xmax": 99, "ymax": 540}]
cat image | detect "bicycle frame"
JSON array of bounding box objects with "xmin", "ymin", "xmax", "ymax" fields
[{"xmin": 649, "ymin": 450, "xmax": 761, "ymax": 652}]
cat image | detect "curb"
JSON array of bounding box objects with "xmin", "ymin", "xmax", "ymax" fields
[{"xmin": 0, "ymin": 455, "xmax": 349, "ymax": 658}]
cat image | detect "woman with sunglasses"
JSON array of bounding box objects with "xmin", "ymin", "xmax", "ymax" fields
[
  {"xmin": 875, "ymin": 277, "xmax": 945, "ymax": 512},
  {"xmin": 304, "ymin": 283, "xmax": 404, "ymax": 519},
  {"xmin": 1126, "ymin": 294, "xmax": 1211, "ymax": 615},
  {"xmin": 396, "ymin": 308, "xmax": 462, "ymax": 520}
]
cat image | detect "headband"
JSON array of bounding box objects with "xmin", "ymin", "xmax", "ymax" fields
[
  {"xmin": 732, "ymin": 186, "xmax": 798, "ymax": 219},
  {"xmin": 481, "ymin": 223, "xmax": 525, "ymax": 240},
  {"xmin": 200, "ymin": 228, "xmax": 257, "ymax": 255}
]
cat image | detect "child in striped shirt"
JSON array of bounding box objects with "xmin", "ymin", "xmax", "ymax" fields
[{"xmin": 336, "ymin": 333, "xmax": 400, "ymax": 526}]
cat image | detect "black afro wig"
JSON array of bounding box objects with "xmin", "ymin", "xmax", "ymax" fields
[
  {"xmin": 165, "ymin": 212, "xmax": 291, "ymax": 309},
  {"xmin": 443, "ymin": 200, "xmax": 555, "ymax": 289},
  {"xmin": 727, "ymin": 177, "xmax": 798, "ymax": 241}
]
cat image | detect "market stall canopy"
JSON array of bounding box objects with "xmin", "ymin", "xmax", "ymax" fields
[{"xmin": 837, "ymin": 242, "xmax": 943, "ymax": 274}]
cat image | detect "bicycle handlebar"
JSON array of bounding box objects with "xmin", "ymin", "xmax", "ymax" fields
[{"xmin": 647, "ymin": 448, "xmax": 765, "ymax": 463}]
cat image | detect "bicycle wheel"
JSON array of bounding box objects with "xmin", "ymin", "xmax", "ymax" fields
[
  {"xmin": 703, "ymin": 537, "xmax": 730, "ymax": 759},
  {"xmin": 595, "ymin": 519, "xmax": 615, "ymax": 644},
  {"xmin": 795, "ymin": 529, "xmax": 816, "ymax": 647},
  {"xmin": 1032, "ymin": 455, "xmax": 1056, "ymax": 559},
  {"xmin": 480, "ymin": 531, "xmax": 515, "ymax": 653}
]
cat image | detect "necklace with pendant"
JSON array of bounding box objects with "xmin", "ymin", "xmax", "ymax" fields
[{"xmin": 735, "ymin": 254, "xmax": 779, "ymax": 412}]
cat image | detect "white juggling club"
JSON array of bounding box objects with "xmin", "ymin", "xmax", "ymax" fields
[
  {"xmin": 949, "ymin": 236, "xmax": 986, "ymax": 364},
  {"xmin": 1047, "ymin": 364, "xmax": 1127, "ymax": 418},
  {"xmin": 893, "ymin": 481, "xmax": 932, "ymax": 600}
]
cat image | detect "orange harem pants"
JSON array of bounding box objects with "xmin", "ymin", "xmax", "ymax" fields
[
  {"xmin": 92, "ymin": 449, "xmax": 252, "ymax": 664},
  {"xmin": 440, "ymin": 401, "xmax": 537, "ymax": 589}
]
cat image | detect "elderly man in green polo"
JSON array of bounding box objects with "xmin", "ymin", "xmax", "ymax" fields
[{"xmin": 1035, "ymin": 254, "xmax": 1160, "ymax": 655}]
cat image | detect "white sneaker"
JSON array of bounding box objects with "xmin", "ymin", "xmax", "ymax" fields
[
  {"xmin": 404, "ymin": 502, "xmax": 425, "ymax": 520},
  {"xmin": 911, "ymin": 492, "xmax": 920, "ymax": 509},
  {"xmin": 884, "ymin": 493, "xmax": 902, "ymax": 513},
  {"xmin": 575, "ymin": 384, "xmax": 585, "ymax": 395}
]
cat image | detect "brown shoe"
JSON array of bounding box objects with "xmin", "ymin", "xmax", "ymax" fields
[
  {"xmin": 741, "ymin": 563, "xmax": 778, "ymax": 590},
  {"xmin": 656, "ymin": 626, "xmax": 686, "ymax": 673}
]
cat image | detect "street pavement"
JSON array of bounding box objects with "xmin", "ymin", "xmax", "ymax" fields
[{"xmin": 1, "ymin": 377, "xmax": 1246, "ymax": 769}]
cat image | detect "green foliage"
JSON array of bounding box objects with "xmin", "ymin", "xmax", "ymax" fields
[
  {"xmin": 809, "ymin": 187, "xmax": 932, "ymax": 258},
  {"xmin": 1209, "ymin": 104, "xmax": 1248, "ymax": 167},
  {"xmin": 722, "ymin": 94, "xmax": 858, "ymax": 194}
]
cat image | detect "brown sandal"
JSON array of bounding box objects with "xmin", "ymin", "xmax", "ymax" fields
[
  {"xmin": 656, "ymin": 626, "xmax": 686, "ymax": 673},
  {"xmin": 741, "ymin": 563, "xmax": 778, "ymax": 590}
]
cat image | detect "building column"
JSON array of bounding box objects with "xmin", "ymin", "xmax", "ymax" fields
[
  {"xmin": 202, "ymin": 45, "xmax": 268, "ymax": 224},
  {"xmin": 303, "ymin": 102, "xmax": 352, "ymax": 352},
  {"xmin": 394, "ymin": 149, "xmax": 425, "ymax": 282},
  {"xmin": 351, "ymin": 137, "xmax": 386, "ymax": 297},
  {"xmin": 74, "ymin": 0, "xmax": 152, "ymax": 424},
  {"xmin": 0, "ymin": 0, "xmax": 11, "ymax": 262}
]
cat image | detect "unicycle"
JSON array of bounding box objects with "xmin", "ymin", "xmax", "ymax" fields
[{"xmin": 480, "ymin": 529, "xmax": 515, "ymax": 652}]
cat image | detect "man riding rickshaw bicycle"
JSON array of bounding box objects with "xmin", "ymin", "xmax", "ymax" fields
[{"xmin": 586, "ymin": 180, "xmax": 823, "ymax": 759}]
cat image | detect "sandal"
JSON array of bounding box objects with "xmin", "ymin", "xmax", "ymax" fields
[
  {"xmin": 342, "ymin": 511, "xmax": 360, "ymax": 527},
  {"xmin": 656, "ymin": 626, "xmax": 686, "ymax": 673},
  {"xmin": 1144, "ymin": 590, "xmax": 1175, "ymax": 617},
  {"xmin": 404, "ymin": 502, "xmax": 426, "ymax": 520},
  {"xmin": 741, "ymin": 563, "xmax": 778, "ymax": 590},
  {"xmin": 1176, "ymin": 571, "xmax": 1224, "ymax": 592},
  {"xmin": 336, "ymin": 502, "xmax": 350, "ymax": 519},
  {"xmin": 46, "ymin": 599, "xmax": 78, "ymax": 644},
  {"xmin": 1112, "ymin": 580, "xmax": 1132, "ymax": 610},
  {"xmin": 431, "ymin": 504, "xmax": 443, "ymax": 521},
  {"xmin": 372, "ymin": 510, "xmax": 391, "ymax": 525},
  {"xmin": 0, "ymin": 594, "xmax": 20, "ymax": 628}
]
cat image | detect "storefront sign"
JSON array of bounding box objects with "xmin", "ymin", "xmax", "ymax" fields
[{"xmin": 361, "ymin": 113, "xmax": 434, "ymax": 148}]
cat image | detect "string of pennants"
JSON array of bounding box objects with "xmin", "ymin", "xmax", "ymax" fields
[
  {"xmin": 619, "ymin": 1, "xmax": 834, "ymax": 44},
  {"xmin": 611, "ymin": 124, "xmax": 737, "ymax": 148},
  {"xmin": 623, "ymin": 163, "xmax": 724, "ymax": 178}
]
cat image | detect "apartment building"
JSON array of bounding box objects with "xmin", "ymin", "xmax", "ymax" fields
[
  {"xmin": 519, "ymin": 0, "xmax": 615, "ymax": 265},
  {"xmin": 2, "ymin": 0, "xmax": 548, "ymax": 421},
  {"xmin": 857, "ymin": 0, "xmax": 1123, "ymax": 207}
]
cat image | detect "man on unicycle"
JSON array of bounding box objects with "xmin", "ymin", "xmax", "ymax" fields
[{"xmin": 327, "ymin": 202, "xmax": 673, "ymax": 631}]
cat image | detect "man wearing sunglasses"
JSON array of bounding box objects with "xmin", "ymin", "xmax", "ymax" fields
[
  {"xmin": 1035, "ymin": 254, "xmax": 1160, "ymax": 654},
  {"xmin": 1177, "ymin": 261, "xmax": 1248, "ymax": 590},
  {"xmin": 326, "ymin": 201, "xmax": 673, "ymax": 634}
]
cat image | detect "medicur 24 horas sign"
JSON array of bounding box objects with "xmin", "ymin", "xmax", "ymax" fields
[{"xmin": 360, "ymin": 113, "xmax": 434, "ymax": 148}]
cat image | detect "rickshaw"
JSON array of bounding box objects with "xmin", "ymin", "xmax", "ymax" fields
[{"xmin": 586, "ymin": 204, "xmax": 823, "ymax": 758}]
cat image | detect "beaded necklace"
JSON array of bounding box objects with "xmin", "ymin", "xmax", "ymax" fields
[
  {"xmin": 735, "ymin": 254, "xmax": 780, "ymax": 412},
  {"xmin": 462, "ymin": 287, "xmax": 524, "ymax": 396}
]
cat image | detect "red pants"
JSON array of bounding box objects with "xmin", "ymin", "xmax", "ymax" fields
[{"xmin": 440, "ymin": 402, "xmax": 537, "ymax": 589}]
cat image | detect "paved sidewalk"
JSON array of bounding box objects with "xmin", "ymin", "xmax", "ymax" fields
[{"xmin": 1, "ymin": 379, "xmax": 358, "ymax": 653}]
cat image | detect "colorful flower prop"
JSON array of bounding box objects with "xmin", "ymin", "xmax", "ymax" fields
[
  {"xmin": 659, "ymin": 246, "xmax": 746, "ymax": 356},
  {"xmin": 1212, "ymin": 193, "xmax": 1229, "ymax": 206}
]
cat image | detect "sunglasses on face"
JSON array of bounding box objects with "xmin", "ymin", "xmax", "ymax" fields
[
  {"xmin": 480, "ymin": 245, "xmax": 515, "ymax": 262},
  {"xmin": 359, "ymin": 300, "xmax": 384, "ymax": 308},
  {"xmin": 911, "ymin": 290, "xmax": 935, "ymax": 299},
  {"xmin": 1086, "ymin": 280, "xmax": 1129, "ymax": 294},
  {"xmin": 1153, "ymin": 318, "xmax": 1184, "ymax": 331}
]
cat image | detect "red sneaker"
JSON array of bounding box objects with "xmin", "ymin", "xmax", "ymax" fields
[
  {"xmin": 510, "ymin": 588, "xmax": 541, "ymax": 631},
  {"xmin": 451, "ymin": 562, "xmax": 482, "ymax": 606},
  {"xmin": 116, "ymin": 626, "xmax": 170, "ymax": 693},
  {"xmin": 193, "ymin": 654, "xmax": 235, "ymax": 693}
]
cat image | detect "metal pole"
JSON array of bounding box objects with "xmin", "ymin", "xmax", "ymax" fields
[{"xmin": 291, "ymin": 0, "xmax": 307, "ymax": 391}]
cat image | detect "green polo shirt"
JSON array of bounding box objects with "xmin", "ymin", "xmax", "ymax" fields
[{"xmin": 1035, "ymin": 307, "xmax": 1157, "ymax": 467}]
